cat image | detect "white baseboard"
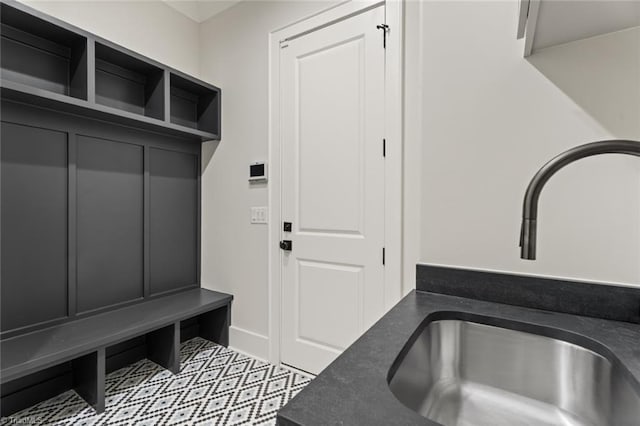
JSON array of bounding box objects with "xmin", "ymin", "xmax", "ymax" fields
[{"xmin": 229, "ymin": 326, "xmax": 269, "ymax": 362}]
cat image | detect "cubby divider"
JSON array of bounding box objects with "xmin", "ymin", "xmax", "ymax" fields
[{"xmin": 72, "ymin": 349, "xmax": 105, "ymax": 413}]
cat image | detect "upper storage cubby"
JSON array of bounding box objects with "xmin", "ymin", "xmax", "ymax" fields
[
  {"xmin": 0, "ymin": 2, "xmax": 87, "ymax": 100},
  {"xmin": 95, "ymin": 43, "xmax": 164, "ymax": 120},
  {"xmin": 517, "ymin": 0, "xmax": 640, "ymax": 56},
  {"xmin": 0, "ymin": 1, "xmax": 221, "ymax": 142},
  {"xmin": 170, "ymin": 73, "xmax": 220, "ymax": 135}
]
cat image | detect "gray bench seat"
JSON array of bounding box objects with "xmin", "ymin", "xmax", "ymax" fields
[{"xmin": 1, "ymin": 288, "xmax": 232, "ymax": 416}]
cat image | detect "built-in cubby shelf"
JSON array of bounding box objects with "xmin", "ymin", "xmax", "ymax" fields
[
  {"xmin": 0, "ymin": 3, "xmax": 88, "ymax": 100},
  {"xmin": 95, "ymin": 43, "xmax": 165, "ymax": 120},
  {"xmin": 170, "ymin": 73, "xmax": 219, "ymax": 135},
  {"xmin": 0, "ymin": 1, "xmax": 220, "ymax": 142}
]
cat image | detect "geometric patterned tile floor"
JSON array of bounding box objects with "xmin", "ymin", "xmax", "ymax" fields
[{"xmin": 5, "ymin": 337, "xmax": 313, "ymax": 426}]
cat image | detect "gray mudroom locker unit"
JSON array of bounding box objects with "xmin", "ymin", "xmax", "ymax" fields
[{"xmin": 0, "ymin": 0, "xmax": 232, "ymax": 416}]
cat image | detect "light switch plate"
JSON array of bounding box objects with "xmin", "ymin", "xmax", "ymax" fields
[{"xmin": 250, "ymin": 207, "xmax": 268, "ymax": 224}]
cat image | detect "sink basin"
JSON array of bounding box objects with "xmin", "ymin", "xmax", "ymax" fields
[{"xmin": 388, "ymin": 317, "xmax": 640, "ymax": 426}]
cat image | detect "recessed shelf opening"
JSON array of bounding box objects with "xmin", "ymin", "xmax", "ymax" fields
[
  {"xmin": 0, "ymin": 4, "xmax": 88, "ymax": 100},
  {"xmin": 170, "ymin": 73, "xmax": 219, "ymax": 135},
  {"xmin": 95, "ymin": 43, "xmax": 164, "ymax": 120}
]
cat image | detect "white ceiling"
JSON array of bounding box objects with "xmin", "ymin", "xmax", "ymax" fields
[{"xmin": 163, "ymin": 1, "xmax": 243, "ymax": 23}]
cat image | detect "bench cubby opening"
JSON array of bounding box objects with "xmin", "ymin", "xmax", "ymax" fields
[
  {"xmin": 180, "ymin": 304, "xmax": 230, "ymax": 346},
  {"xmin": 95, "ymin": 42, "xmax": 164, "ymax": 120},
  {"xmin": 0, "ymin": 349, "xmax": 105, "ymax": 417},
  {"xmin": 105, "ymin": 336, "xmax": 148, "ymax": 374},
  {"xmin": 105, "ymin": 324, "xmax": 181, "ymax": 375},
  {"xmin": 1, "ymin": 362, "xmax": 73, "ymax": 417},
  {"xmin": 146, "ymin": 322, "xmax": 181, "ymax": 374},
  {"xmin": 0, "ymin": 3, "xmax": 88, "ymax": 100}
]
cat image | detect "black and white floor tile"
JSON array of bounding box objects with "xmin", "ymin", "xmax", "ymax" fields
[{"xmin": 7, "ymin": 338, "xmax": 313, "ymax": 425}]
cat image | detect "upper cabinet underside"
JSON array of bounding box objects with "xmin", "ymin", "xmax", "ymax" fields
[
  {"xmin": 518, "ymin": 0, "xmax": 640, "ymax": 56},
  {"xmin": 0, "ymin": 0, "xmax": 221, "ymax": 142}
]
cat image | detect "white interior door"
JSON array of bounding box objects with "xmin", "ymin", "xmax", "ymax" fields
[{"xmin": 280, "ymin": 5, "xmax": 386, "ymax": 375}]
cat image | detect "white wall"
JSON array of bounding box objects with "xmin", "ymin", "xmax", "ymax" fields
[
  {"xmin": 198, "ymin": 1, "xmax": 338, "ymax": 359},
  {"xmin": 19, "ymin": 0, "xmax": 200, "ymax": 76},
  {"xmin": 402, "ymin": 0, "xmax": 424, "ymax": 295},
  {"xmin": 413, "ymin": 1, "xmax": 640, "ymax": 286}
]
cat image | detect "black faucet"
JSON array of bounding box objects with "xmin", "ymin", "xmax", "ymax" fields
[{"xmin": 520, "ymin": 140, "xmax": 640, "ymax": 260}]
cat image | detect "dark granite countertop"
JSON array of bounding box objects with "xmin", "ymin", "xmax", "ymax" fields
[{"xmin": 276, "ymin": 288, "xmax": 640, "ymax": 425}]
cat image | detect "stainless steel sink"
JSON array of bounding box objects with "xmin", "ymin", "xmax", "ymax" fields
[{"xmin": 388, "ymin": 318, "xmax": 640, "ymax": 426}]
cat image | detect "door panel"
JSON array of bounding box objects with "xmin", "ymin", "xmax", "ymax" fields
[
  {"xmin": 281, "ymin": 5, "xmax": 386, "ymax": 374},
  {"xmin": 298, "ymin": 37, "xmax": 365, "ymax": 235},
  {"xmin": 297, "ymin": 260, "xmax": 363, "ymax": 350}
]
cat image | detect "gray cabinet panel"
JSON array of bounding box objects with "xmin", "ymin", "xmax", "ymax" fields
[
  {"xmin": 1, "ymin": 122, "xmax": 68, "ymax": 331},
  {"xmin": 149, "ymin": 148, "xmax": 197, "ymax": 294},
  {"xmin": 0, "ymin": 100, "xmax": 201, "ymax": 338},
  {"xmin": 77, "ymin": 136, "xmax": 143, "ymax": 312}
]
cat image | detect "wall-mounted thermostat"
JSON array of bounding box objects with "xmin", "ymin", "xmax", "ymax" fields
[{"xmin": 249, "ymin": 161, "xmax": 267, "ymax": 182}]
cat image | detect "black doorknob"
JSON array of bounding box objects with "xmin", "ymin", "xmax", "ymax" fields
[{"xmin": 279, "ymin": 240, "xmax": 292, "ymax": 251}]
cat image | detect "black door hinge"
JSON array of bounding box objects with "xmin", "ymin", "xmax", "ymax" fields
[
  {"xmin": 383, "ymin": 138, "xmax": 386, "ymax": 157},
  {"xmin": 382, "ymin": 247, "xmax": 386, "ymax": 266},
  {"xmin": 376, "ymin": 24, "xmax": 389, "ymax": 49}
]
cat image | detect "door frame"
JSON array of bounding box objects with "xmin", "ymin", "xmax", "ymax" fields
[{"xmin": 267, "ymin": 0, "xmax": 404, "ymax": 366}]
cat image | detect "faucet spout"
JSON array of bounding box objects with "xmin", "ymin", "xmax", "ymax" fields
[{"xmin": 520, "ymin": 140, "xmax": 640, "ymax": 260}]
